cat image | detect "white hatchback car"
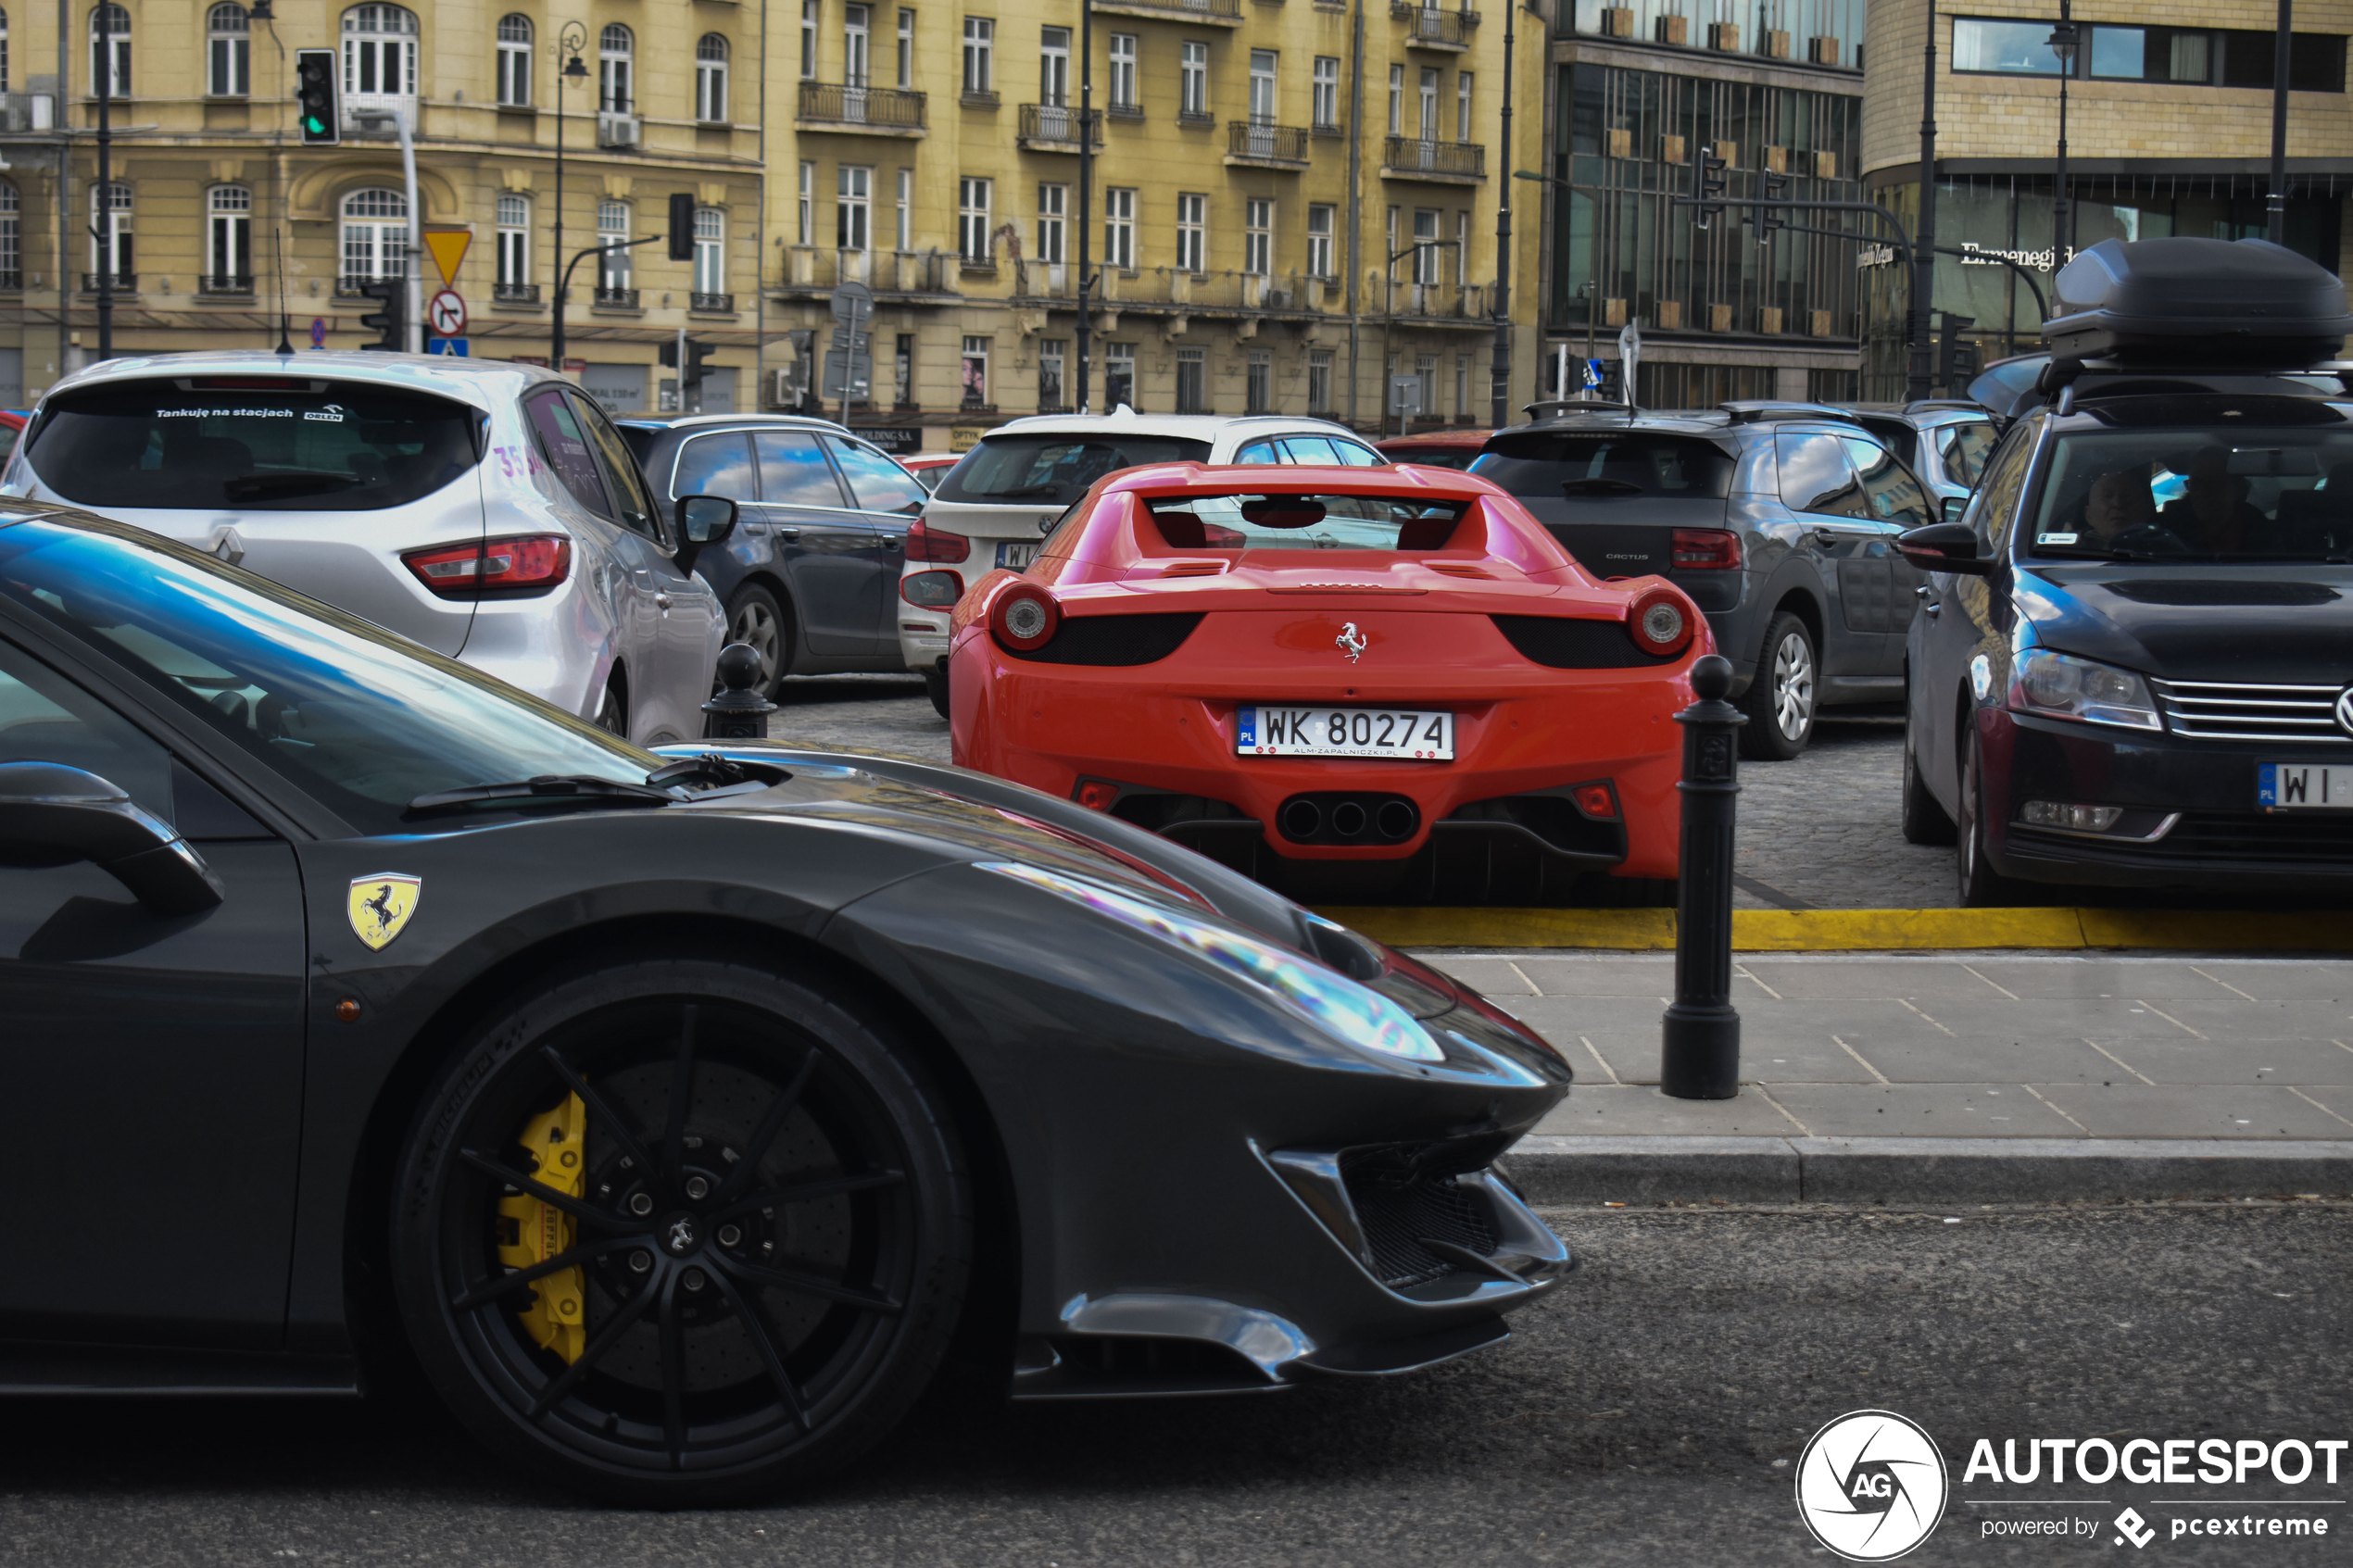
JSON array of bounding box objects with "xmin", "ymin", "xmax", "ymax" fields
[
  {"xmin": 4, "ymin": 351, "xmax": 731, "ymax": 746},
  {"xmin": 897, "ymin": 409, "xmax": 1388, "ymax": 712}
]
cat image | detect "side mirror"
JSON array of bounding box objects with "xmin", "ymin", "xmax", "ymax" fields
[
  {"xmin": 0, "ymin": 761, "xmax": 224, "ymax": 915},
  {"xmin": 1942, "ymin": 494, "xmax": 1969, "ymax": 524},
  {"xmin": 673, "ymin": 494, "xmax": 739, "ymax": 575},
  {"xmin": 1897, "ymin": 521, "xmax": 1994, "ymax": 577}
]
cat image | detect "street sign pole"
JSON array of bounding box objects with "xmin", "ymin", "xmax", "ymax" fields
[{"xmin": 830, "ymin": 281, "xmax": 875, "ymax": 430}]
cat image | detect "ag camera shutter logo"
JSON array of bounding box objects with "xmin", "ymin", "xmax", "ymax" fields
[{"xmin": 1795, "ymin": 1410, "xmax": 1950, "ymax": 1562}]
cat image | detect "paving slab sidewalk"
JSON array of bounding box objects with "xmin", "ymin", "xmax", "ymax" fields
[{"xmin": 1416, "ymin": 949, "xmax": 2353, "ymax": 1205}]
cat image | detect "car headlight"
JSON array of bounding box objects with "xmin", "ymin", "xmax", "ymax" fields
[
  {"xmin": 978, "ymin": 861, "xmax": 1443, "ymax": 1063},
  {"xmin": 2008, "ymin": 649, "xmax": 2162, "ymax": 731}
]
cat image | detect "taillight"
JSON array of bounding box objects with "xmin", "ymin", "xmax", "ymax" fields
[
  {"xmin": 990, "ymin": 582, "xmax": 1061, "ymax": 651},
  {"xmin": 906, "ymin": 518, "xmax": 971, "ymax": 562},
  {"xmin": 900, "ymin": 569, "xmax": 964, "ymax": 608},
  {"xmin": 1669, "ymin": 528, "xmax": 1742, "ymax": 569},
  {"xmin": 1074, "ymin": 780, "xmax": 1120, "ymax": 810},
  {"xmin": 1627, "ymin": 585, "xmax": 1694, "ymax": 657},
  {"xmin": 1572, "ymin": 783, "xmax": 1618, "ymax": 819},
  {"xmin": 402, "ymin": 534, "xmax": 572, "ymax": 597}
]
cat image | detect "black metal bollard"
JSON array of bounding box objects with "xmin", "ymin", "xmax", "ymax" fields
[
  {"xmin": 1660, "ymin": 653, "xmax": 1745, "ymax": 1099},
  {"xmin": 701, "ymin": 644, "xmax": 777, "ymax": 740}
]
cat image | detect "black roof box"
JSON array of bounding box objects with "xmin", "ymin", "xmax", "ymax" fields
[{"xmin": 2044, "ymin": 237, "xmax": 2353, "ymax": 366}]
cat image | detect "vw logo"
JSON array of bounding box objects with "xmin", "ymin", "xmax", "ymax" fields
[
  {"xmin": 1335, "ymin": 621, "xmax": 1367, "ymax": 663},
  {"xmin": 664, "ymin": 1215, "xmax": 698, "ymax": 1255},
  {"xmin": 2335, "ymin": 686, "xmax": 2353, "ymax": 738},
  {"xmin": 1793, "ymin": 1410, "xmax": 1949, "ymax": 1562}
]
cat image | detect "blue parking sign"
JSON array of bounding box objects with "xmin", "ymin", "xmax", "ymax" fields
[{"xmin": 428, "ymin": 338, "xmax": 469, "ymax": 357}]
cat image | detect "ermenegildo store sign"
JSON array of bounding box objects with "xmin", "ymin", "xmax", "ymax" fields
[{"xmin": 1795, "ymin": 1411, "xmax": 2344, "ymax": 1560}]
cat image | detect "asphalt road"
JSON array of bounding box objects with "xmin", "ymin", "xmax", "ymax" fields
[{"xmin": 7, "ymin": 1202, "xmax": 2346, "ymax": 1566}]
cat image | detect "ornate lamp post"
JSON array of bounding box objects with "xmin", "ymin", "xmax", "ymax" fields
[
  {"xmin": 550, "ymin": 23, "xmax": 589, "ymax": 371},
  {"xmin": 2046, "ymin": 5, "xmax": 2080, "ymax": 261}
]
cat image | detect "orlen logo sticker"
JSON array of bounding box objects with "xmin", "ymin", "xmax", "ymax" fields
[{"xmin": 1795, "ymin": 1410, "xmax": 1951, "ymax": 1562}]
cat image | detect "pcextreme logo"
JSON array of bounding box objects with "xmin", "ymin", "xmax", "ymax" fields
[{"xmin": 1795, "ymin": 1410, "xmax": 1951, "ymax": 1562}]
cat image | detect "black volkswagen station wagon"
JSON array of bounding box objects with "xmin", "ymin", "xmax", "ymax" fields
[{"xmin": 1897, "ymin": 235, "xmax": 2353, "ymax": 903}]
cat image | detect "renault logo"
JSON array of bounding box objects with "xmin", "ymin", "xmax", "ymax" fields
[
  {"xmin": 1335, "ymin": 621, "xmax": 1367, "ymax": 662},
  {"xmin": 2336, "ymin": 686, "xmax": 2353, "ymax": 738}
]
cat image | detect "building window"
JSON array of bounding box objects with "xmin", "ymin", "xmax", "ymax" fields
[
  {"xmin": 1110, "ymin": 33, "xmax": 1137, "ymax": 108},
  {"xmin": 1454, "ymin": 353, "xmax": 1468, "ymax": 416},
  {"xmin": 496, "ymin": 13, "xmax": 532, "ymax": 107},
  {"xmin": 1312, "ymin": 56, "xmax": 1338, "ymax": 128},
  {"xmin": 1412, "ymin": 207, "xmax": 1441, "ymax": 283},
  {"xmin": 897, "ymin": 8, "xmax": 914, "ymax": 88},
  {"xmin": 598, "ymin": 23, "xmax": 632, "ymax": 111},
  {"xmin": 1174, "ymin": 346, "xmax": 1205, "ymax": 413},
  {"xmin": 1245, "ymin": 349, "xmax": 1270, "ymax": 414},
  {"xmin": 797, "ymin": 161, "xmax": 814, "ymax": 245},
  {"xmin": 90, "ymin": 4, "xmax": 130, "ymax": 97},
  {"xmin": 1104, "ymin": 186, "xmax": 1135, "ymax": 269},
  {"xmin": 1036, "ymin": 182, "xmax": 1066, "ymax": 264},
  {"xmin": 0, "ymin": 8, "xmax": 10, "ymax": 93},
  {"xmin": 1038, "ymin": 339, "xmax": 1065, "ymax": 409},
  {"xmin": 597, "ymin": 199, "xmax": 631, "ymax": 289},
  {"xmin": 207, "ymin": 184, "xmax": 250, "ymax": 285},
  {"xmin": 1416, "ymin": 353, "xmax": 1438, "ymax": 416},
  {"xmin": 1176, "ymin": 192, "xmax": 1204, "ymax": 273},
  {"xmin": 800, "ymin": 0, "xmax": 818, "ymax": 79},
  {"xmin": 89, "ymin": 182, "xmax": 131, "ymax": 281},
  {"xmin": 696, "ymin": 34, "xmax": 729, "ymax": 121},
  {"xmin": 342, "ymin": 5, "xmax": 418, "ymax": 104},
  {"xmin": 1455, "ymin": 70, "xmax": 1471, "ymax": 141},
  {"xmin": 692, "ymin": 206, "xmax": 724, "ymax": 295},
  {"xmin": 1949, "ymin": 17, "xmax": 2071, "ymax": 77},
  {"xmin": 1387, "ymin": 64, "xmax": 1403, "ymax": 134},
  {"xmin": 496, "ymin": 192, "xmax": 531, "ymax": 288},
  {"xmin": 1247, "ymin": 48, "xmax": 1276, "ymax": 122},
  {"xmin": 895, "ymin": 167, "xmax": 912, "ymax": 250},
  {"xmin": 1242, "ymin": 198, "xmax": 1271, "ymax": 276},
  {"xmin": 1104, "ymin": 342, "xmax": 1134, "ymax": 408},
  {"xmin": 1455, "ymin": 209, "xmax": 1469, "ymax": 283},
  {"xmin": 962, "ymin": 17, "xmax": 992, "ymax": 94},
  {"xmin": 1179, "ymin": 40, "xmax": 1207, "ymax": 118},
  {"xmin": 961, "ymin": 335, "xmax": 989, "ymax": 407},
  {"xmin": 844, "ymin": 5, "xmax": 871, "ymax": 87},
  {"xmin": 339, "ymin": 186, "xmax": 406, "ymax": 281},
  {"xmin": 894, "ymin": 332, "xmax": 914, "ymax": 405},
  {"xmin": 1418, "ymin": 67, "xmax": 1439, "ymax": 138},
  {"xmin": 838, "ymin": 165, "xmax": 872, "ymax": 252},
  {"xmin": 1306, "ymin": 348, "xmax": 1332, "ymax": 413},
  {"xmin": 1039, "ymin": 25, "xmax": 1068, "ymax": 106},
  {"xmin": 958, "ymin": 177, "xmax": 992, "ymax": 261},
  {"xmin": 208, "ymin": 4, "xmax": 249, "ymax": 96},
  {"xmin": 0, "ymin": 185, "xmax": 19, "ymax": 284},
  {"xmin": 1306, "ymin": 203, "xmax": 1334, "ymax": 278}
]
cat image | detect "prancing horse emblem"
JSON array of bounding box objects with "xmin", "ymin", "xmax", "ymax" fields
[
  {"xmin": 1336, "ymin": 621, "xmax": 1367, "ymax": 662},
  {"xmin": 346, "ymin": 872, "xmax": 421, "ymax": 951},
  {"xmin": 667, "ymin": 1216, "xmax": 698, "ymax": 1254}
]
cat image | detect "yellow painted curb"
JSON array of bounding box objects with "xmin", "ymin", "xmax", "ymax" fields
[{"xmin": 1318, "ymin": 906, "xmax": 2353, "ymax": 953}]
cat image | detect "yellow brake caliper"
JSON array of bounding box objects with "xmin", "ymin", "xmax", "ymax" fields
[{"xmin": 497, "ymin": 1093, "xmax": 587, "ymax": 1363}]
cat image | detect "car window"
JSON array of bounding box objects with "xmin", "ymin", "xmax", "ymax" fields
[
  {"xmin": 1940, "ymin": 420, "xmax": 1997, "ymax": 486},
  {"xmin": 1968, "ymin": 414, "xmax": 2042, "ymax": 555},
  {"xmin": 1145, "ymin": 492, "xmax": 1465, "ymax": 551},
  {"xmin": 2023, "ymin": 409, "xmax": 2353, "ymax": 560},
  {"xmin": 567, "ymin": 391, "xmax": 663, "ymax": 540},
  {"xmin": 1472, "ymin": 431, "xmax": 1734, "ymax": 498},
  {"xmin": 1234, "ymin": 438, "xmax": 1284, "ymax": 465},
  {"xmin": 1843, "ymin": 436, "xmax": 1933, "ymax": 530},
  {"xmin": 933, "ymin": 433, "xmax": 1213, "ymax": 505},
  {"xmin": 1277, "ymin": 436, "xmax": 1340, "ymax": 463},
  {"xmin": 672, "ymin": 432, "xmax": 758, "ymax": 501},
  {"xmin": 1328, "ymin": 439, "xmax": 1387, "ymax": 466},
  {"xmin": 754, "ymin": 430, "xmax": 849, "ymax": 508},
  {"xmin": 522, "ymin": 387, "xmax": 613, "ymax": 520},
  {"xmin": 0, "ymin": 636, "xmax": 174, "ymax": 820},
  {"xmin": 1775, "ymin": 433, "xmax": 1868, "ymax": 519},
  {"xmin": 0, "ymin": 519, "xmax": 656, "ymax": 837},
  {"xmin": 823, "ymin": 435, "xmax": 928, "ymax": 513},
  {"xmin": 26, "ymin": 377, "xmax": 479, "ymax": 512}
]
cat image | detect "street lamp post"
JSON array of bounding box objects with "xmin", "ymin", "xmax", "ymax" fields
[
  {"xmin": 551, "ymin": 24, "xmax": 589, "ymax": 373},
  {"xmin": 1383, "ymin": 240, "xmax": 1462, "ymax": 436},
  {"xmin": 1913, "ymin": 0, "xmax": 1939, "ymax": 400},
  {"xmin": 2268, "ymin": 0, "xmax": 2293, "ymax": 245},
  {"xmin": 2047, "ymin": 3, "xmax": 2079, "ymax": 262}
]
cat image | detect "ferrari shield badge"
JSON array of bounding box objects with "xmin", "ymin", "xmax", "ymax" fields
[{"xmin": 348, "ymin": 872, "xmax": 422, "ymax": 951}]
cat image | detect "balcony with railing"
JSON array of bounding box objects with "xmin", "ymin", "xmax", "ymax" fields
[
  {"xmin": 1383, "ymin": 278, "xmax": 1491, "ymax": 322},
  {"xmin": 1381, "ymin": 136, "xmax": 1485, "ymax": 182},
  {"xmin": 195, "ymin": 273, "xmax": 254, "ymax": 295},
  {"xmin": 81, "ymin": 271, "xmax": 138, "ymax": 294},
  {"xmin": 335, "ymin": 273, "xmax": 401, "ymax": 297},
  {"xmin": 1226, "ymin": 120, "xmax": 1310, "ymax": 168},
  {"xmin": 689, "ymin": 291, "xmax": 736, "ymax": 313},
  {"xmin": 0, "ymin": 271, "xmax": 22, "ymax": 291},
  {"xmin": 593, "ymin": 285, "xmax": 640, "ymax": 308},
  {"xmin": 797, "ymin": 81, "xmax": 928, "ymax": 135},
  {"xmin": 1088, "ymin": 0, "xmax": 1242, "ymax": 24},
  {"xmin": 1392, "ymin": 2, "xmax": 1478, "ymax": 47},
  {"xmin": 492, "ymin": 282, "xmax": 542, "ymax": 305},
  {"xmin": 1017, "ymin": 102, "xmax": 1101, "ymax": 151},
  {"xmin": 775, "ymin": 246, "xmax": 959, "ymax": 296}
]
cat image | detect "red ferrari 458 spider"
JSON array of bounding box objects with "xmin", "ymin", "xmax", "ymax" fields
[{"xmin": 941, "ymin": 462, "xmax": 1708, "ymax": 904}]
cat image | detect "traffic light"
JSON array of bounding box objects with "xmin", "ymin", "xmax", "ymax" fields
[
  {"xmin": 667, "ymin": 193, "xmax": 697, "ymax": 263},
  {"xmin": 296, "ymin": 48, "xmax": 339, "ymax": 144},
  {"xmin": 660, "ymin": 337, "xmax": 713, "ymax": 390},
  {"xmin": 357, "ymin": 280, "xmax": 403, "ymax": 351},
  {"xmin": 1758, "ymin": 168, "xmax": 1790, "ymax": 237},
  {"xmin": 1938, "ymin": 314, "xmax": 1980, "ymax": 391},
  {"xmin": 1692, "ymin": 145, "xmax": 1729, "ymax": 232}
]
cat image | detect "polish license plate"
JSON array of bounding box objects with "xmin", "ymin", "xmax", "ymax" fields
[
  {"xmin": 996, "ymin": 541, "xmax": 1040, "ymax": 570},
  {"xmin": 1237, "ymin": 707, "xmax": 1454, "ymax": 760},
  {"xmin": 2259, "ymin": 762, "xmax": 2353, "ymax": 809}
]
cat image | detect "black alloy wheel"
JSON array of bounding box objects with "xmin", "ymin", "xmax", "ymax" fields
[
  {"xmin": 1736, "ymin": 611, "xmax": 1816, "ymax": 761},
  {"xmin": 923, "ymin": 662, "xmax": 950, "ymax": 721},
  {"xmin": 1900, "ymin": 721, "xmax": 1957, "ymax": 846},
  {"xmin": 392, "ymin": 959, "xmax": 971, "ymax": 1505},
  {"xmin": 726, "ymin": 586, "xmax": 791, "ymax": 701},
  {"xmin": 1955, "ymin": 728, "xmax": 2022, "ymax": 908}
]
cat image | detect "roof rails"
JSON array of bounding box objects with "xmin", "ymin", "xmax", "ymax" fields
[
  {"xmin": 1718, "ymin": 400, "xmax": 1863, "ymax": 426},
  {"xmin": 1522, "ymin": 397, "xmax": 1637, "ymax": 420},
  {"xmin": 1901, "ymin": 398, "xmax": 1982, "ymax": 414}
]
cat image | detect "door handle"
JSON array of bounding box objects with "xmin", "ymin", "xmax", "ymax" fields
[
  {"xmin": 882, "ymin": 536, "xmax": 903, "ymax": 551},
  {"xmin": 655, "ymin": 593, "xmax": 673, "ymax": 610},
  {"xmin": 1916, "ymin": 586, "xmax": 1939, "ymax": 618},
  {"xmin": 774, "ymin": 526, "xmax": 801, "ymax": 541},
  {"xmin": 1812, "ymin": 527, "xmax": 1842, "ymax": 545}
]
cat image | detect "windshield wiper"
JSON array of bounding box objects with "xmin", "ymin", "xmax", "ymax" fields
[
  {"xmin": 224, "ymin": 470, "xmax": 362, "ymax": 501},
  {"xmin": 644, "ymin": 753, "xmax": 789, "ymax": 789},
  {"xmin": 987, "ymin": 483, "xmax": 1064, "ymax": 499},
  {"xmin": 406, "ymin": 773, "xmax": 681, "ymax": 816},
  {"xmin": 1560, "ymin": 478, "xmax": 1645, "ymax": 497}
]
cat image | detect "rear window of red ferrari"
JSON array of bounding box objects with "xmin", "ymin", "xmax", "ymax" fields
[{"xmin": 1143, "ymin": 493, "xmax": 1466, "ymax": 551}]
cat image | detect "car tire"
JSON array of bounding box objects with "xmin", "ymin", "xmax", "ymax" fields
[
  {"xmin": 1736, "ymin": 612, "xmax": 1817, "ymax": 761},
  {"xmin": 1900, "ymin": 722, "xmax": 1957, "ymax": 846},
  {"xmin": 389, "ymin": 956, "xmax": 973, "ymax": 1507},
  {"xmin": 1955, "ymin": 728, "xmax": 2025, "ymax": 908},
  {"xmin": 727, "ymin": 585, "xmax": 792, "ymax": 701},
  {"xmin": 594, "ymin": 674, "xmax": 628, "ymax": 738},
  {"xmin": 924, "ymin": 663, "xmax": 950, "ymax": 721}
]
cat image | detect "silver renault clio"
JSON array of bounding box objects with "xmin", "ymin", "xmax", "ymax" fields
[{"xmin": 2, "ymin": 352, "xmax": 727, "ymax": 746}]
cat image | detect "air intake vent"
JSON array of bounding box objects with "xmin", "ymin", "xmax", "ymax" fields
[
  {"xmin": 1158, "ymin": 560, "xmax": 1228, "ymax": 578},
  {"xmin": 1428, "ymin": 562, "xmax": 1494, "ymax": 579}
]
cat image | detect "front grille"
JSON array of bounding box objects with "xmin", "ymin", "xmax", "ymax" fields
[
  {"xmin": 2145, "ymin": 813, "xmax": 2353, "ymax": 867},
  {"xmin": 2152, "ymin": 679, "xmax": 2351, "ymax": 745},
  {"xmin": 1340, "ymin": 1146, "xmax": 1499, "ymax": 1289}
]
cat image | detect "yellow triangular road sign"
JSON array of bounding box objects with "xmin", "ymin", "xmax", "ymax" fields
[{"xmin": 424, "ymin": 231, "xmax": 472, "ymax": 288}]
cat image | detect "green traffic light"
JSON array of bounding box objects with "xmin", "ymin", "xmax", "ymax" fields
[{"xmin": 303, "ymin": 116, "xmax": 327, "ymax": 134}]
